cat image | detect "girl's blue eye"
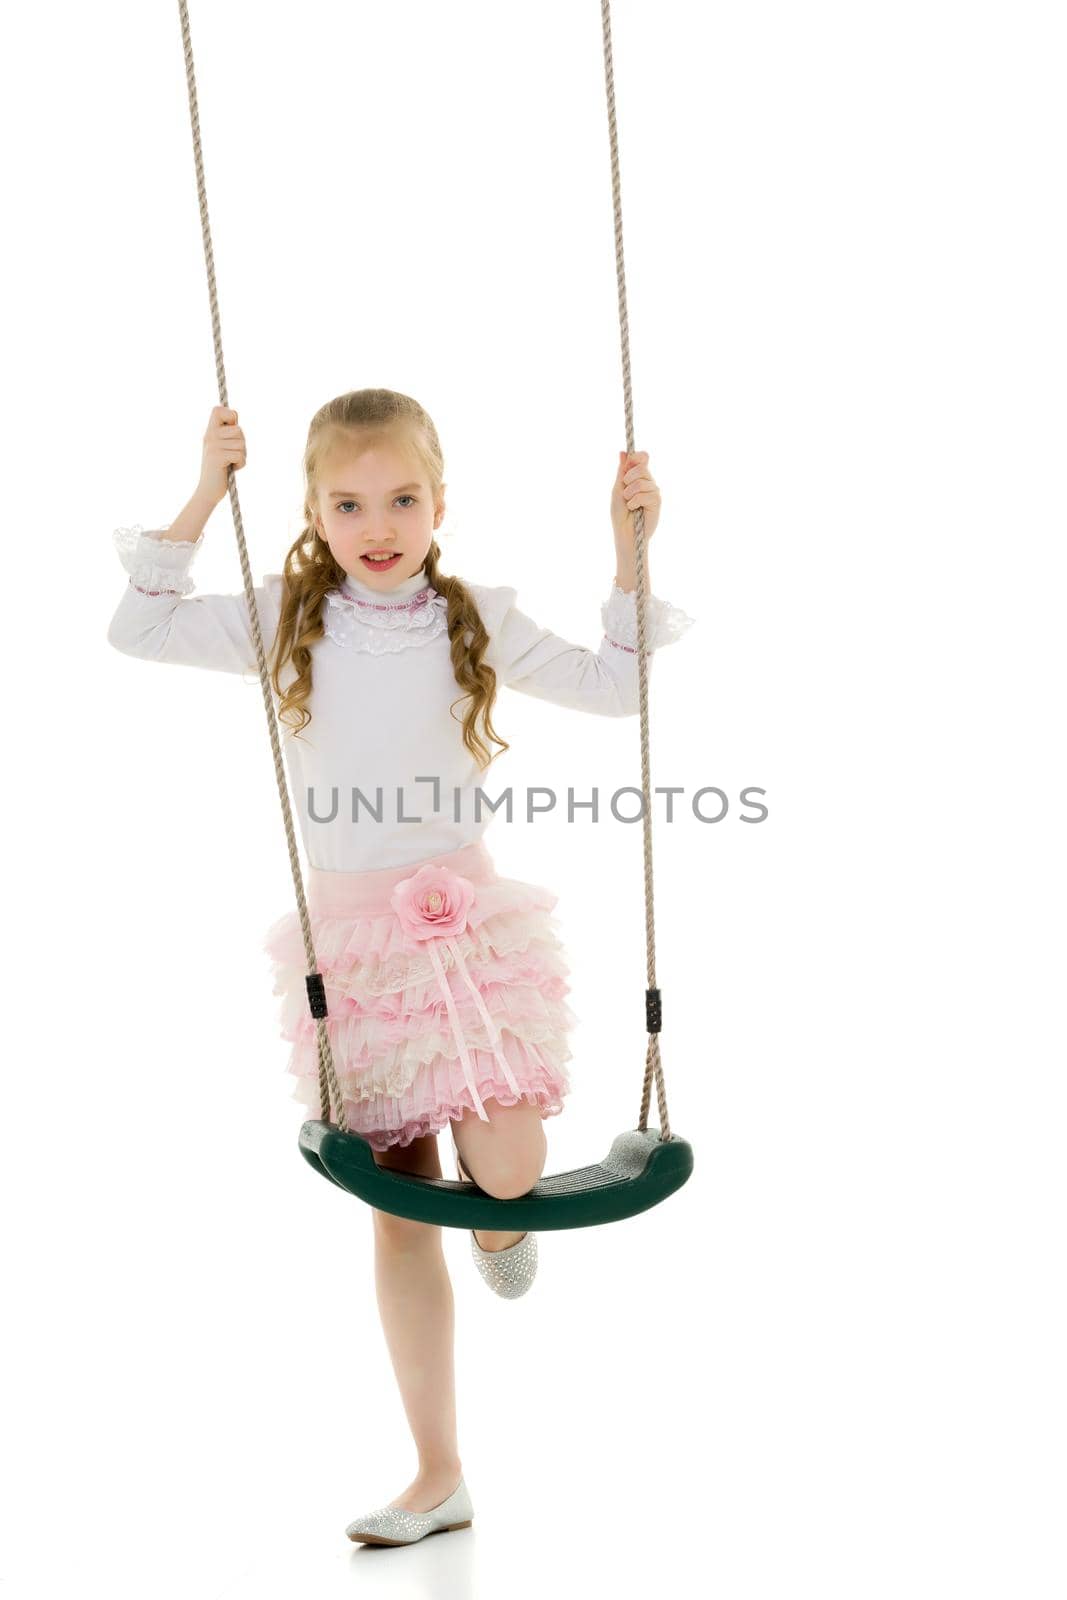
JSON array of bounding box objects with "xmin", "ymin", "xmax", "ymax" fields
[{"xmin": 337, "ymin": 495, "xmax": 417, "ymax": 513}]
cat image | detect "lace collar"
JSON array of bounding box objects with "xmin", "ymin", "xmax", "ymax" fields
[{"xmin": 323, "ymin": 567, "xmax": 449, "ymax": 653}]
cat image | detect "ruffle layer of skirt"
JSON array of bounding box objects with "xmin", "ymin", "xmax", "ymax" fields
[
  {"xmin": 263, "ymin": 893, "xmax": 575, "ymax": 1147},
  {"xmin": 287, "ymin": 1033, "xmax": 573, "ymax": 1151},
  {"xmin": 263, "ymin": 899, "xmax": 565, "ymax": 999}
]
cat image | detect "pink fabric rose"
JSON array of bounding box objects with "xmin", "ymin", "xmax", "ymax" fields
[{"xmin": 390, "ymin": 864, "xmax": 476, "ymax": 943}]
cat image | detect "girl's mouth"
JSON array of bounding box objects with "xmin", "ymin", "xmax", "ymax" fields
[{"xmin": 360, "ymin": 553, "xmax": 402, "ymax": 571}]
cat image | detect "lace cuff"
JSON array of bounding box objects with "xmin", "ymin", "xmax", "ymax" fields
[
  {"xmin": 112, "ymin": 524, "xmax": 205, "ymax": 597},
  {"xmin": 601, "ymin": 583, "xmax": 696, "ymax": 652}
]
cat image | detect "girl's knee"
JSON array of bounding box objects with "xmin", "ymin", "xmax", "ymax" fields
[
  {"xmin": 477, "ymin": 1168, "xmax": 541, "ymax": 1200},
  {"xmin": 455, "ymin": 1101, "xmax": 547, "ymax": 1198}
]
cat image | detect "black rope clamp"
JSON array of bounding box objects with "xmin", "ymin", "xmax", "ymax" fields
[
  {"xmin": 305, "ymin": 971, "xmax": 329, "ymax": 1019},
  {"xmin": 645, "ymin": 986, "xmax": 662, "ymax": 1033}
]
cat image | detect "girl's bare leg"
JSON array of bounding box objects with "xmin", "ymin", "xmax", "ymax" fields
[
  {"xmin": 366, "ymin": 1103, "xmax": 547, "ymax": 1513},
  {"xmin": 370, "ymin": 1134, "xmax": 465, "ymax": 1514}
]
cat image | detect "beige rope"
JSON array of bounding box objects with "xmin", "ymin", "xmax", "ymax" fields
[
  {"xmin": 173, "ymin": 0, "xmax": 672, "ymax": 1145},
  {"xmin": 600, "ymin": 0, "xmax": 672, "ymax": 1141},
  {"xmin": 176, "ymin": 0, "xmax": 347, "ymax": 1132}
]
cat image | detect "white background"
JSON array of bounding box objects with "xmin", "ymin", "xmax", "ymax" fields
[{"xmin": 2, "ymin": 1, "xmax": 1064, "ymax": 1595}]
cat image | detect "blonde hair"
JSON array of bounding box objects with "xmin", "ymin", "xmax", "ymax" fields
[{"xmin": 269, "ymin": 388, "xmax": 509, "ymax": 770}]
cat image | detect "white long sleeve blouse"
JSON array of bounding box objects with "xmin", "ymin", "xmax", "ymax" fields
[{"xmin": 107, "ymin": 526, "xmax": 696, "ymax": 872}]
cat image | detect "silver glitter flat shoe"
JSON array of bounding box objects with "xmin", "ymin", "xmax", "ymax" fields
[
  {"xmin": 345, "ymin": 1475, "xmax": 474, "ymax": 1546},
  {"xmin": 452, "ymin": 1133, "xmax": 539, "ymax": 1299},
  {"xmin": 470, "ymin": 1226, "xmax": 538, "ymax": 1298}
]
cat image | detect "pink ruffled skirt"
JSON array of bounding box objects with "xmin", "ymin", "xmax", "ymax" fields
[{"xmin": 262, "ymin": 839, "xmax": 576, "ymax": 1150}]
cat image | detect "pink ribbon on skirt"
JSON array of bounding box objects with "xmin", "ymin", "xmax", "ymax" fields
[{"xmin": 424, "ymin": 934, "xmax": 525, "ymax": 1122}]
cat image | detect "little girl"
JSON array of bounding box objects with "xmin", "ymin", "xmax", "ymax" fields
[{"xmin": 107, "ymin": 387, "xmax": 694, "ymax": 1544}]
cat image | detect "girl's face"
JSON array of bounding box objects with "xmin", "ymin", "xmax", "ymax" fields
[{"xmin": 313, "ymin": 437, "xmax": 444, "ymax": 589}]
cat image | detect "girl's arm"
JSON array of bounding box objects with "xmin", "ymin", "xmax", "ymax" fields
[
  {"xmin": 480, "ymin": 578, "xmax": 695, "ymax": 718},
  {"xmin": 106, "ymin": 524, "xmax": 283, "ymax": 675}
]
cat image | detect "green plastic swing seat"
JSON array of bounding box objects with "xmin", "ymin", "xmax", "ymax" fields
[{"xmin": 298, "ymin": 1119, "xmax": 694, "ymax": 1230}]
